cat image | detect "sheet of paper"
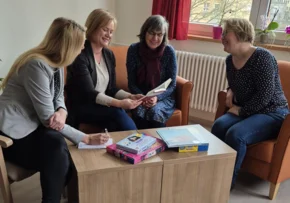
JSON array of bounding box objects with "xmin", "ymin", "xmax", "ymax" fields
[{"xmin": 78, "ymin": 138, "xmax": 113, "ymax": 149}]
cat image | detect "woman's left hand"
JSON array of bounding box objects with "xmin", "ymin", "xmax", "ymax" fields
[
  {"xmin": 129, "ymin": 94, "xmax": 144, "ymax": 101},
  {"xmin": 49, "ymin": 108, "xmax": 67, "ymax": 131},
  {"xmin": 143, "ymin": 96, "xmax": 158, "ymax": 108},
  {"xmin": 228, "ymin": 105, "xmax": 240, "ymax": 116}
]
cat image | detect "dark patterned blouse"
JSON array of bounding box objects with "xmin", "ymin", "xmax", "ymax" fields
[{"xmin": 226, "ymin": 47, "xmax": 288, "ymax": 117}]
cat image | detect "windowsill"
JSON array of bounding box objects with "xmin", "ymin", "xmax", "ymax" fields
[
  {"xmin": 188, "ymin": 34, "xmax": 221, "ymax": 43},
  {"xmin": 188, "ymin": 34, "xmax": 290, "ymax": 52}
]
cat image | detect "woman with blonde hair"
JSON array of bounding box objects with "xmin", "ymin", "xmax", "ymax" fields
[
  {"xmin": 65, "ymin": 9, "xmax": 142, "ymax": 132},
  {"xmin": 211, "ymin": 18, "xmax": 289, "ymax": 189},
  {"xmin": 0, "ymin": 17, "xmax": 110, "ymax": 202}
]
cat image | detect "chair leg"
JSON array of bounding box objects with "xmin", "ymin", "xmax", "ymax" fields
[
  {"xmin": 0, "ymin": 148, "xmax": 13, "ymax": 203},
  {"xmin": 269, "ymin": 182, "xmax": 280, "ymax": 200}
]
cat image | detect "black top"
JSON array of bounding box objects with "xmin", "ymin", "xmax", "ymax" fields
[
  {"xmin": 226, "ymin": 47, "xmax": 288, "ymax": 117},
  {"xmin": 65, "ymin": 40, "xmax": 119, "ymax": 105}
]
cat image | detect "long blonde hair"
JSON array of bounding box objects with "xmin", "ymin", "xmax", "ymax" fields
[
  {"xmin": 1, "ymin": 17, "xmax": 85, "ymax": 89},
  {"xmin": 85, "ymin": 9, "xmax": 117, "ymax": 40}
]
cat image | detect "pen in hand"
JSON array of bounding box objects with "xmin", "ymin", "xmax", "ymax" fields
[{"xmin": 104, "ymin": 128, "xmax": 111, "ymax": 139}]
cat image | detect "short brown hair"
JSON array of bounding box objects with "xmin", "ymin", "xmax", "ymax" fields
[
  {"xmin": 85, "ymin": 9, "xmax": 117, "ymax": 40},
  {"xmin": 222, "ymin": 18, "xmax": 255, "ymax": 43},
  {"xmin": 138, "ymin": 15, "xmax": 169, "ymax": 45}
]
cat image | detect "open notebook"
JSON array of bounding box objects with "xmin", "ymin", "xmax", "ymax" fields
[
  {"xmin": 137, "ymin": 78, "xmax": 172, "ymax": 101},
  {"xmin": 78, "ymin": 138, "xmax": 113, "ymax": 149}
]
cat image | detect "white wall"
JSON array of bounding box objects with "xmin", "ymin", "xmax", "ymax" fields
[
  {"xmin": 113, "ymin": 0, "xmax": 290, "ymax": 60},
  {"xmin": 114, "ymin": 0, "xmax": 153, "ymax": 46},
  {"xmin": 0, "ymin": 0, "xmax": 115, "ymax": 78}
]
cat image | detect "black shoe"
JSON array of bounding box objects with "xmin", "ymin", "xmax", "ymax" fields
[{"xmin": 230, "ymin": 184, "xmax": 235, "ymax": 191}]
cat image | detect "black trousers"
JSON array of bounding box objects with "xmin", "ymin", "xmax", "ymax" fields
[{"xmin": 1, "ymin": 126, "xmax": 72, "ymax": 203}]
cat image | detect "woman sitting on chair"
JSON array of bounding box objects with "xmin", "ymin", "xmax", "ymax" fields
[
  {"xmin": 126, "ymin": 15, "xmax": 177, "ymax": 129},
  {"xmin": 0, "ymin": 17, "xmax": 110, "ymax": 203},
  {"xmin": 211, "ymin": 18, "xmax": 289, "ymax": 189},
  {"xmin": 65, "ymin": 9, "xmax": 142, "ymax": 132}
]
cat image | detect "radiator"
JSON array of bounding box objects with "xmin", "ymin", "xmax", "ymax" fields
[{"xmin": 176, "ymin": 51, "xmax": 227, "ymax": 113}]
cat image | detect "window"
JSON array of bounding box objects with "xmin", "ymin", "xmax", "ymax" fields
[
  {"xmin": 269, "ymin": 0, "xmax": 290, "ymax": 31},
  {"xmin": 203, "ymin": 2, "xmax": 210, "ymax": 12},
  {"xmin": 188, "ymin": 0, "xmax": 289, "ymax": 44},
  {"xmin": 190, "ymin": 0, "xmax": 253, "ymax": 26}
]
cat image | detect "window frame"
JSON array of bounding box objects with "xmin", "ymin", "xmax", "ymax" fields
[{"xmin": 188, "ymin": 0, "xmax": 288, "ymax": 44}]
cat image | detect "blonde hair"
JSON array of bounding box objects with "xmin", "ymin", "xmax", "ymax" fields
[
  {"xmin": 222, "ymin": 18, "xmax": 255, "ymax": 43},
  {"xmin": 1, "ymin": 17, "xmax": 85, "ymax": 89},
  {"xmin": 85, "ymin": 9, "xmax": 117, "ymax": 40}
]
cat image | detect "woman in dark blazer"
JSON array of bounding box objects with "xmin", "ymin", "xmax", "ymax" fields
[{"xmin": 65, "ymin": 9, "xmax": 142, "ymax": 132}]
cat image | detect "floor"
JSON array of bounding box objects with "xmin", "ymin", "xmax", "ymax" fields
[{"xmin": 1, "ymin": 171, "xmax": 290, "ymax": 203}]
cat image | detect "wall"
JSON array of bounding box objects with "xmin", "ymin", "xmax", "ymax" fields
[
  {"xmin": 0, "ymin": 0, "xmax": 115, "ymax": 78},
  {"xmin": 114, "ymin": 0, "xmax": 153, "ymax": 46}
]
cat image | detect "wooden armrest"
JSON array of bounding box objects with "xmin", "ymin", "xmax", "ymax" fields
[
  {"xmin": 269, "ymin": 114, "xmax": 290, "ymax": 183},
  {"xmin": 176, "ymin": 76, "xmax": 193, "ymax": 125},
  {"xmin": 214, "ymin": 90, "xmax": 229, "ymax": 120},
  {"xmin": 0, "ymin": 135, "xmax": 13, "ymax": 148}
]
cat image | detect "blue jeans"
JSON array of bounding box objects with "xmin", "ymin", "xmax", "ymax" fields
[
  {"xmin": 133, "ymin": 116, "xmax": 166, "ymax": 129},
  {"xmin": 211, "ymin": 108, "xmax": 289, "ymax": 186},
  {"xmin": 77, "ymin": 104, "xmax": 137, "ymax": 132}
]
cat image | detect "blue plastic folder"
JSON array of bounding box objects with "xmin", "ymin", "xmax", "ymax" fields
[{"xmin": 157, "ymin": 128, "xmax": 208, "ymax": 148}]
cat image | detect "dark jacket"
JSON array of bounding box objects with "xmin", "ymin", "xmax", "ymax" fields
[{"xmin": 65, "ymin": 40, "xmax": 119, "ymax": 105}]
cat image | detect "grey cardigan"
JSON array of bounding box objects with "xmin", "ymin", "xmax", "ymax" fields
[{"xmin": 0, "ymin": 59, "xmax": 86, "ymax": 144}]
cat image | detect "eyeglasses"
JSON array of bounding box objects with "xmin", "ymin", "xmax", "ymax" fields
[
  {"xmin": 147, "ymin": 31, "xmax": 164, "ymax": 38},
  {"xmin": 221, "ymin": 31, "xmax": 227, "ymax": 38}
]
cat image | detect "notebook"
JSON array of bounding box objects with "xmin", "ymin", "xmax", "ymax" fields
[
  {"xmin": 157, "ymin": 128, "xmax": 208, "ymax": 148},
  {"xmin": 78, "ymin": 138, "xmax": 113, "ymax": 149},
  {"xmin": 137, "ymin": 78, "xmax": 172, "ymax": 101}
]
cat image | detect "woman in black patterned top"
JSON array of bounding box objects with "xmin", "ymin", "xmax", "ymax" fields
[{"xmin": 211, "ymin": 18, "xmax": 289, "ymax": 189}]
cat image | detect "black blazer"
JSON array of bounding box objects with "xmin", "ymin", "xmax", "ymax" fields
[{"xmin": 65, "ymin": 40, "xmax": 120, "ymax": 105}]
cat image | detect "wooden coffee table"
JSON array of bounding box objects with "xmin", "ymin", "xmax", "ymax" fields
[
  {"xmin": 140, "ymin": 125, "xmax": 236, "ymax": 203},
  {"xmin": 67, "ymin": 125, "xmax": 236, "ymax": 203},
  {"xmin": 67, "ymin": 130, "xmax": 163, "ymax": 203}
]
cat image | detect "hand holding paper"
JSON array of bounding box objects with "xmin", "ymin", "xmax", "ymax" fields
[
  {"xmin": 137, "ymin": 78, "xmax": 172, "ymax": 102},
  {"xmin": 129, "ymin": 94, "xmax": 144, "ymax": 101},
  {"xmin": 78, "ymin": 138, "xmax": 113, "ymax": 149},
  {"xmin": 143, "ymin": 96, "xmax": 157, "ymax": 108},
  {"xmin": 88, "ymin": 132, "xmax": 111, "ymax": 145}
]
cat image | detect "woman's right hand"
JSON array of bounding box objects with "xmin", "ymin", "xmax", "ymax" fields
[
  {"xmin": 226, "ymin": 89, "xmax": 234, "ymax": 108},
  {"xmin": 119, "ymin": 99, "xmax": 142, "ymax": 109},
  {"xmin": 82, "ymin": 133, "xmax": 111, "ymax": 145}
]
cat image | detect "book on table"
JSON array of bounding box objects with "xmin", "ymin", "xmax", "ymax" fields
[
  {"xmin": 116, "ymin": 133, "xmax": 157, "ymax": 154},
  {"xmin": 137, "ymin": 78, "xmax": 172, "ymax": 102},
  {"xmin": 178, "ymin": 144, "xmax": 208, "ymax": 152},
  {"xmin": 107, "ymin": 136, "xmax": 166, "ymax": 164},
  {"xmin": 156, "ymin": 127, "xmax": 209, "ymax": 150}
]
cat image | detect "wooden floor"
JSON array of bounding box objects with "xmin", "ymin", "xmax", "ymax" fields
[
  {"xmin": 0, "ymin": 173, "xmax": 67, "ymax": 203},
  {"xmin": 1, "ymin": 171, "xmax": 290, "ymax": 203}
]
